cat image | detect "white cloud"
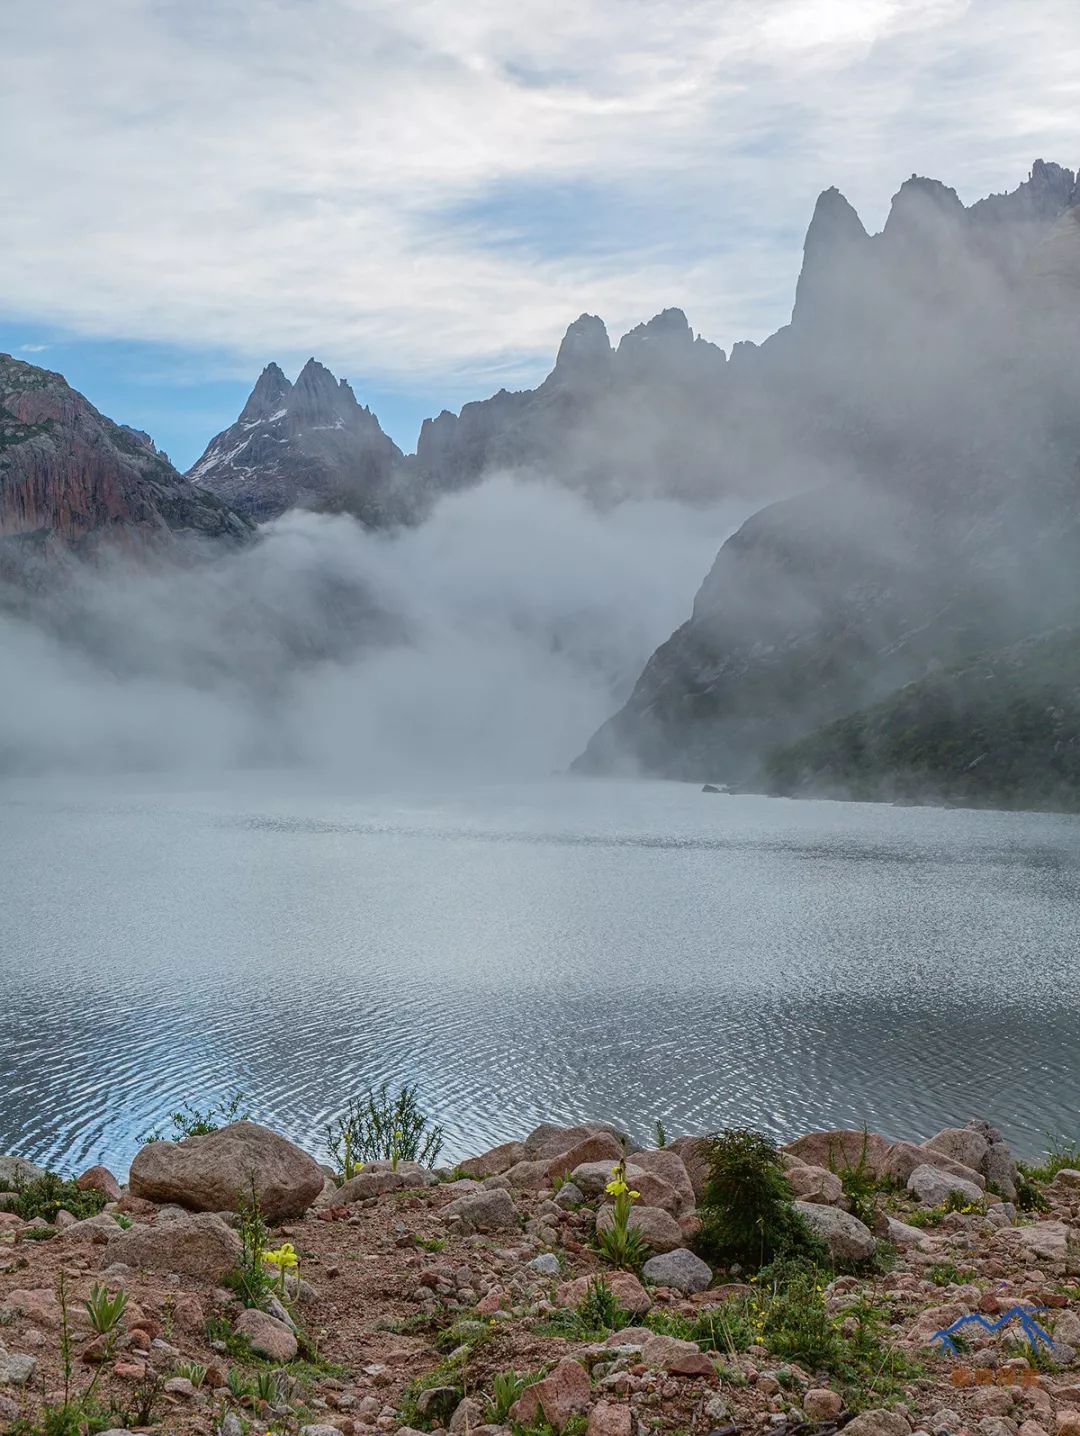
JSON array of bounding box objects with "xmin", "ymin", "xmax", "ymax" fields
[
  {"xmin": 18, "ymin": 344, "xmax": 50, "ymax": 353},
  {"xmin": 0, "ymin": 0, "xmax": 1078, "ymax": 388}
]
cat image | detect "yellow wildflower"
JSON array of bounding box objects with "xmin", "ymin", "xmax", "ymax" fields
[{"xmin": 264, "ymin": 1242, "xmax": 299, "ymax": 1272}]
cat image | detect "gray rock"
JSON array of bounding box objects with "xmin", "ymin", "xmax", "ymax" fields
[
  {"xmin": 416, "ymin": 1386, "xmax": 460, "ymax": 1423},
  {"xmin": 641, "ymin": 1248, "xmax": 713, "ymax": 1293},
  {"xmin": 554, "ymin": 1181, "xmax": 584, "ymax": 1208},
  {"xmin": 234, "ymin": 1307, "xmax": 298, "ymax": 1362},
  {"xmin": 793, "ymin": 1201, "xmax": 876, "ymax": 1262},
  {"xmin": 841, "ymin": 1411, "xmax": 910, "ymax": 1436},
  {"xmin": 907, "ymin": 1163, "xmax": 983, "ymax": 1206},
  {"xmin": 923, "ymin": 1127, "xmax": 989, "ymax": 1173},
  {"xmin": 885, "ymin": 1215, "xmax": 928, "ymax": 1249},
  {"xmin": 1054, "ymin": 1309, "xmax": 1080, "ymax": 1347},
  {"xmin": 0, "ymin": 1352, "xmax": 37, "ymax": 1387},
  {"xmin": 0, "ymin": 1156, "xmax": 46, "ymax": 1186},
  {"xmin": 528, "ymin": 1253, "xmax": 561, "ymax": 1277},
  {"xmin": 442, "ymin": 1187, "xmax": 518, "ymax": 1233},
  {"xmin": 596, "ymin": 1202, "xmax": 682, "ymax": 1253},
  {"xmin": 105, "ymin": 1212, "xmax": 242, "ymax": 1280}
]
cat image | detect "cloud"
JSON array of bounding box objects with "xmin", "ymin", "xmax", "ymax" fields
[
  {"xmin": 0, "ymin": 476, "xmax": 745, "ymax": 778},
  {"xmin": 0, "ymin": 0, "xmax": 1078, "ymax": 392},
  {"xmin": 18, "ymin": 344, "xmax": 50, "ymax": 353}
]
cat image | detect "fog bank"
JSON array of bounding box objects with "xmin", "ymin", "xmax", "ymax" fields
[{"xmin": 0, "ymin": 476, "xmax": 743, "ymax": 779}]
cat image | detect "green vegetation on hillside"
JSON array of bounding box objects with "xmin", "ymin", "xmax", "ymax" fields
[{"xmin": 762, "ymin": 628, "xmax": 1080, "ymax": 811}]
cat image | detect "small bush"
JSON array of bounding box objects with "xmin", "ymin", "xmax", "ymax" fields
[
  {"xmin": 595, "ymin": 1159, "xmax": 650, "ymax": 1271},
  {"xmin": 224, "ymin": 1185, "xmax": 274, "ymax": 1310},
  {"xmin": 325, "ymin": 1082, "xmax": 444, "ymax": 1177},
  {"xmin": 486, "ymin": 1369, "xmax": 540, "ymax": 1424},
  {"xmin": 0, "ymin": 1172, "xmax": 107, "ymax": 1225},
  {"xmin": 696, "ymin": 1127, "xmax": 822, "ymax": 1269},
  {"xmin": 139, "ymin": 1092, "xmax": 250, "ymax": 1144}
]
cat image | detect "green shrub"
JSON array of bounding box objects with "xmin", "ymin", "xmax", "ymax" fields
[
  {"xmin": 696, "ymin": 1127, "xmax": 822, "ymax": 1268},
  {"xmin": 325, "ymin": 1082, "xmax": 444, "ymax": 1177},
  {"xmin": 0, "ymin": 1172, "xmax": 107, "ymax": 1224},
  {"xmin": 140, "ymin": 1092, "xmax": 250, "ymax": 1144},
  {"xmin": 224, "ymin": 1185, "xmax": 274, "ymax": 1310}
]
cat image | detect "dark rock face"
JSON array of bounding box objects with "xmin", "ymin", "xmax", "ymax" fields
[
  {"xmin": 576, "ymin": 161, "xmax": 1080, "ymax": 786},
  {"xmin": 414, "ymin": 309, "xmax": 730, "ymax": 503},
  {"xmin": 188, "ymin": 358, "xmax": 405, "ymax": 523},
  {"xmin": 0, "ymin": 354, "xmax": 251, "ymax": 551}
]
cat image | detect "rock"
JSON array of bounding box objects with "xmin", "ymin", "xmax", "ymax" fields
[
  {"xmin": 588, "ymin": 1402, "xmax": 634, "ymax": 1436},
  {"xmin": 641, "ymin": 1332, "xmax": 713, "ymax": 1375},
  {"xmin": 557, "ymin": 1271, "xmax": 651, "ymax": 1315},
  {"xmin": 509, "ymin": 1357, "xmax": 591, "ymax": 1432},
  {"xmin": 415, "ymin": 1387, "xmax": 460, "ymax": 1423},
  {"xmin": 76, "ymin": 1166, "xmax": 122, "ymax": 1202},
  {"xmin": 783, "ymin": 1130, "xmax": 893, "ymax": 1177},
  {"xmin": 884, "ymin": 1140, "xmax": 986, "ymax": 1189},
  {"xmin": 1056, "ymin": 1413, "xmax": 1080, "ymax": 1436},
  {"xmin": 448, "ymin": 1397, "xmax": 486, "ymax": 1432},
  {"xmin": 664, "ymin": 1137, "xmax": 712, "ymax": 1201},
  {"xmin": 1002, "ymin": 1221, "xmax": 1071, "ymax": 1264},
  {"xmin": 300, "ymin": 1427, "xmax": 343, "ymax": 1436},
  {"xmin": 105, "ymin": 1212, "xmax": 242, "ymax": 1280},
  {"xmin": 641, "ymin": 1248, "xmax": 713, "ymax": 1294},
  {"xmin": 596, "ymin": 1203, "xmax": 682, "ymax": 1253},
  {"xmin": 503, "ymin": 1160, "xmax": 553, "ymax": 1190},
  {"xmin": 786, "ymin": 1164, "xmax": 846, "ymax": 1206},
  {"xmin": 0, "ymin": 1352, "xmax": 37, "ymax": 1387},
  {"xmin": 924, "ymin": 1127, "xmax": 990, "ymax": 1173},
  {"xmin": 979, "ymin": 1419, "xmax": 1019, "ymax": 1436},
  {"xmin": 544, "ymin": 1133, "xmax": 624, "ymax": 1181},
  {"xmin": 4, "ymin": 1289, "xmax": 62, "ymax": 1326},
  {"xmin": 804, "ymin": 1389, "xmax": 844, "ymax": 1421},
  {"xmin": 886, "ymin": 1216, "xmax": 929, "ymax": 1249},
  {"xmin": 0, "ymin": 1156, "xmax": 46, "ymax": 1186},
  {"xmin": 571, "ymin": 1161, "xmax": 679, "ymax": 1213},
  {"xmin": 907, "ymin": 1164, "xmax": 983, "ymax": 1206},
  {"xmin": 529, "ymin": 1124, "xmax": 623, "ymax": 1159},
  {"xmin": 328, "ymin": 1170, "xmax": 408, "ymax": 1204},
  {"xmin": 554, "ymin": 1182, "xmax": 585, "ymax": 1208},
  {"xmin": 1056, "ymin": 1312, "xmax": 1080, "ymax": 1347},
  {"xmin": 841, "ymin": 1411, "xmax": 911, "ymax": 1436},
  {"xmin": 358, "ymin": 1159, "xmax": 439, "ymax": 1188},
  {"xmin": 163, "ymin": 1377, "xmax": 197, "ymax": 1398},
  {"xmin": 442, "ymin": 1187, "xmax": 518, "ymax": 1233},
  {"xmin": 457, "ymin": 1142, "xmax": 527, "ymax": 1178},
  {"xmin": 792, "ymin": 1201, "xmax": 876, "ymax": 1262},
  {"xmin": 1055, "ymin": 1170, "xmax": 1080, "ymax": 1191},
  {"xmin": 61, "ymin": 1213, "xmax": 124, "ymax": 1244},
  {"xmin": 129, "ymin": 1122, "xmax": 324, "ymax": 1220},
  {"xmin": 627, "ymin": 1150, "xmax": 696, "ymax": 1215},
  {"xmin": 234, "ymin": 1307, "xmax": 298, "ymax": 1362},
  {"xmin": 528, "ymin": 1253, "xmax": 562, "ymax": 1277}
]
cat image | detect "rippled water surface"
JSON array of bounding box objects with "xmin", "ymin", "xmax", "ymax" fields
[{"xmin": 2, "ymin": 773, "xmax": 1079, "ymax": 1172}]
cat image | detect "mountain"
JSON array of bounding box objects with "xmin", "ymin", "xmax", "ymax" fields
[
  {"xmin": 0, "ymin": 353, "xmax": 251, "ymax": 555},
  {"xmin": 762, "ymin": 627, "xmax": 1080, "ymax": 811},
  {"xmin": 188, "ymin": 358, "xmax": 405, "ymax": 524},
  {"xmin": 415, "ymin": 308, "xmax": 731, "ymax": 503},
  {"xmin": 575, "ymin": 161, "xmax": 1080, "ymax": 796}
]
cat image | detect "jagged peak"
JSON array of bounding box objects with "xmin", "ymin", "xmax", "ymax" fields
[
  {"xmin": 804, "ymin": 187, "xmax": 869, "ymax": 247},
  {"xmin": 883, "ymin": 175, "xmax": 965, "ymax": 239},
  {"xmin": 239, "ymin": 362, "xmax": 293, "ymax": 423},
  {"xmin": 618, "ymin": 308, "xmax": 693, "ymax": 353},
  {"xmin": 552, "ymin": 314, "xmax": 612, "ymax": 377}
]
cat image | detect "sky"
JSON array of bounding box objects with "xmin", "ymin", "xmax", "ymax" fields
[{"xmin": 2, "ymin": 0, "xmax": 1080, "ymax": 470}]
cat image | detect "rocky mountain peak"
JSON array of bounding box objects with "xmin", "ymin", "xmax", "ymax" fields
[
  {"xmin": 551, "ymin": 314, "xmax": 612, "ymax": 381},
  {"xmin": 239, "ymin": 362, "xmax": 292, "ymax": 424},
  {"xmin": 882, "ymin": 175, "xmax": 966, "ymax": 245}
]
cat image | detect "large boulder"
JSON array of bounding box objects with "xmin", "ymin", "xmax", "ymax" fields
[
  {"xmin": 923, "ymin": 1127, "xmax": 989, "ymax": 1173},
  {"xmin": 330, "ymin": 1170, "xmax": 407, "ymax": 1204},
  {"xmin": 0, "ymin": 1156, "xmax": 46, "ymax": 1187},
  {"xmin": 786, "ymin": 1163, "xmax": 846, "ymax": 1206},
  {"xmin": 509, "ymin": 1357, "xmax": 591, "ymax": 1433},
  {"xmin": 104, "ymin": 1212, "xmax": 242, "ymax": 1280},
  {"xmin": 457, "ymin": 1142, "xmax": 526, "ymax": 1179},
  {"xmin": 628, "ymin": 1149, "xmax": 696, "ymax": 1215},
  {"xmin": 543, "ymin": 1133, "xmax": 624, "ymax": 1181},
  {"xmin": 907, "ymin": 1164, "xmax": 983, "ymax": 1207},
  {"xmin": 128, "ymin": 1122, "xmax": 324, "ymax": 1220},
  {"xmin": 665, "ymin": 1137, "xmax": 711, "ymax": 1202},
  {"xmin": 234, "ymin": 1307, "xmax": 298, "ymax": 1362},
  {"xmin": 641, "ymin": 1248, "xmax": 713, "ymax": 1293},
  {"xmin": 556, "ymin": 1272, "xmax": 651, "ymax": 1315},
  {"xmin": 595, "ymin": 1203, "xmax": 682, "ymax": 1253},
  {"xmin": 783, "ymin": 1130, "xmax": 892, "ymax": 1177},
  {"xmin": 793, "ymin": 1201, "xmax": 876, "ymax": 1262},
  {"xmin": 883, "ymin": 1141, "xmax": 986, "ymax": 1190},
  {"xmin": 441, "ymin": 1188, "xmax": 518, "ymax": 1233},
  {"xmin": 570, "ymin": 1161, "xmax": 680, "ymax": 1213}
]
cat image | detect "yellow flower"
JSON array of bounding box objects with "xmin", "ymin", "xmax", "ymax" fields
[
  {"xmin": 606, "ymin": 1178, "xmax": 628, "ymax": 1196},
  {"xmin": 264, "ymin": 1242, "xmax": 299, "ymax": 1271}
]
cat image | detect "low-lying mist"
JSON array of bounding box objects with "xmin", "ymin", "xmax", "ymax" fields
[{"xmin": 0, "ymin": 476, "xmax": 744, "ymax": 779}]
